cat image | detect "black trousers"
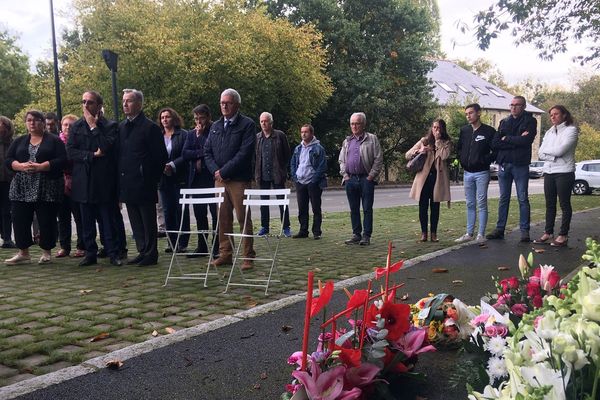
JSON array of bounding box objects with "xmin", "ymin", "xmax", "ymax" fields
[
  {"xmin": 0, "ymin": 182, "xmax": 12, "ymax": 242},
  {"xmin": 57, "ymin": 194, "xmax": 84, "ymax": 252},
  {"xmin": 418, "ymin": 170, "xmax": 440, "ymax": 234},
  {"xmin": 544, "ymin": 172, "xmax": 575, "ymax": 236},
  {"xmin": 259, "ymin": 180, "xmax": 291, "ymax": 230},
  {"xmin": 126, "ymin": 202, "xmax": 158, "ymax": 261},
  {"xmin": 80, "ymin": 202, "xmax": 119, "ymax": 258},
  {"xmin": 295, "ymin": 181, "xmax": 322, "ymax": 236},
  {"xmin": 12, "ymin": 201, "xmax": 59, "ymax": 250}
]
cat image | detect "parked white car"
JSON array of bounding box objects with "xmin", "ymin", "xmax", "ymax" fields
[
  {"xmin": 529, "ymin": 161, "xmax": 545, "ymax": 179},
  {"xmin": 573, "ymin": 160, "xmax": 600, "ymax": 195}
]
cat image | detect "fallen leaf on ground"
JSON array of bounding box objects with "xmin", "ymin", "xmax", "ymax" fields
[
  {"xmin": 281, "ymin": 325, "xmax": 293, "ymax": 333},
  {"xmin": 452, "ymin": 280, "xmax": 464, "ymax": 284},
  {"xmin": 241, "ymin": 332, "xmax": 255, "ymax": 339},
  {"xmin": 313, "ymin": 267, "xmax": 321, "ymax": 272},
  {"xmin": 260, "ymin": 372, "xmax": 268, "ymax": 380},
  {"xmin": 400, "ymin": 293, "xmax": 409, "ymax": 300},
  {"xmin": 90, "ymin": 332, "xmax": 110, "ymax": 342},
  {"xmin": 478, "ymin": 244, "xmax": 488, "ymax": 248},
  {"xmin": 432, "ymin": 268, "xmax": 448, "ymax": 273},
  {"xmin": 79, "ymin": 289, "xmax": 93, "ymax": 295},
  {"xmin": 151, "ymin": 330, "xmax": 159, "ymax": 337},
  {"xmin": 106, "ymin": 359, "xmax": 123, "ymax": 369},
  {"xmin": 95, "ymin": 268, "xmax": 103, "ymax": 273},
  {"xmin": 534, "ymin": 248, "xmax": 545, "ymax": 253},
  {"xmin": 497, "ymin": 266, "xmax": 510, "ymax": 271},
  {"xmin": 165, "ymin": 327, "xmax": 176, "ymax": 334},
  {"xmin": 253, "ymin": 383, "xmax": 261, "ymax": 390}
]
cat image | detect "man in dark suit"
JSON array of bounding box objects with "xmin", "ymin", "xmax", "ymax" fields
[
  {"xmin": 204, "ymin": 88, "xmax": 256, "ymax": 270},
  {"xmin": 67, "ymin": 91, "xmax": 121, "ymax": 267},
  {"xmin": 118, "ymin": 89, "xmax": 168, "ymax": 266}
]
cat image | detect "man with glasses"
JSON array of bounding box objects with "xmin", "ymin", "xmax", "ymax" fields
[
  {"xmin": 67, "ymin": 91, "xmax": 121, "ymax": 266},
  {"xmin": 204, "ymin": 88, "xmax": 256, "ymax": 270},
  {"xmin": 487, "ymin": 96, "xmax": 537, "ymax": 242}
]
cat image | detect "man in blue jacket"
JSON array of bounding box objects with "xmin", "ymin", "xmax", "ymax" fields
[
  {"xmin": 204, "ymin": 89, "xmax": 256, "ymax": 270},
  {"xmin": 290, "ymin": 124, "xmax": 327, "ymax": 240},
  {"xmin": 487, "ymin": 96, "xmax": 537, "ymax": 242}
]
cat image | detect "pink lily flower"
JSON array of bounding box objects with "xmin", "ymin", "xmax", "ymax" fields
[
  {"xmin": 345, "ymin": 363, "xmax": 381, "ymax": 387},
  {"xmin": 292, "ymin": 364, "xmax": 347, "ymax": 400},
  {"xmin": 392, "ymin": 328, "xmax": 436, "ymax": 358}
]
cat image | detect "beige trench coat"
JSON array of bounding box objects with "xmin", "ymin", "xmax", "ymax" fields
[{"xmin": 406, "ymin": 138, "xmax": 452, "ymax": 202}]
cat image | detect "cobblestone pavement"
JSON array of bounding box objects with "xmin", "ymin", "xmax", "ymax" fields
[{"xmin": 0, "ymin": 194, "xmax": 597, "ymax": 388}]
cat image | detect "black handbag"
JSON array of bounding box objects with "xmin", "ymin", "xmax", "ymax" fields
[{"xmin": 406, "ymin": 152, "xmax": 426, "ymax": 174}]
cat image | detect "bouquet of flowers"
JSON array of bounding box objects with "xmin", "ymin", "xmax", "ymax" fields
[
  {"xmin": 283, "ymin": 244, "xmax": 436, "ymax": 400},
  {"xmin": 411, "ymin": 293, "xmax": 475, "ymax": 347},
  {"xmin": 469, "ymin": 239, "xmax": 600, "ymax": 400}
]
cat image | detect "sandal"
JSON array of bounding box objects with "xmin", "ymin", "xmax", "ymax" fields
[
  {"xmin": 533, "ymin": 234, "xmax": 553, "ymax": 244},
  {"xmin": 73, "ymin": 249, "xmax": 85, "ymax": 258},
  {"xmin": 56, "ymin": 249, "xmax": 69, "ymax": 258},
  {"xmin": 550, "ymin": 236, "xmax": 568, "ymax": 247}
]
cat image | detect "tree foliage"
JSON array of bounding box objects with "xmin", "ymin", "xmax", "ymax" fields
[
  {"xmin": 255, "ymin": 0, "xmax": 439, "ymax": 178},
  {"xmin": 576, "ymin": 123, "xmax": 600, "ymax": 162},
  {"xmin": 0, "ymin": 31, "xmax": 31, "ymax": 119},
  {"xmin": 24, "ymin": 0, "xmax": 332, "ymax": 135},
  {"xmin": 455, "ymin": 58, "xmax": 509, "ymax": 91},
  {"xmin": 474, "ymin": 0, "xmax": 600, "ymax": 66}
]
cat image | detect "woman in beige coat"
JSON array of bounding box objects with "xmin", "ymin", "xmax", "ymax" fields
[{"xmin": 406, "ymin": 119, "xmax": 452, "ymax": 242}]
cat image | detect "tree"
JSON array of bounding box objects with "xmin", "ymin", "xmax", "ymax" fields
[
  {"xmin": 455, "ymin": 58, "xmax": 509, "ymax": 91},
  {"xmin": 0, "ymin": 31, "xmax": 31, "ymax": 119},
  {"xmin": 473, "ymin": 0, "xmax": 600, "ymax": 66},
  {"xmin": 576, "ymin": 123, "xmax": 600, "ymax": 162},
  {"xmin": 256, "ymin": 0, "xmax": 439, "ymax": 179},
  {"xmin": 23, "ymin": 0, "xmax": 332, "ymax": 136}
]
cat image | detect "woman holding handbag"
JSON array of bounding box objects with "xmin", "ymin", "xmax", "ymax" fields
[{"xmin": 406, "ymin": 119, "xmax": 452, "ymax": 242}]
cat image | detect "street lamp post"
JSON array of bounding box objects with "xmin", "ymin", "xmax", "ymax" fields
[{"xmin": 102, "ymin": 50, "xmax": 119, "ymax": 121}]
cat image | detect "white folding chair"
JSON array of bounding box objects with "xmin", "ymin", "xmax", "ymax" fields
[
  {"xmin": 164, "ymin": 187, "xmax": 225, "ymax": 287},
  {"xmin": 225, "ymin": 188, "xmax": 290, "ymax": 295}
]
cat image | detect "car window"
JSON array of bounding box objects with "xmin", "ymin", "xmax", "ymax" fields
[{"xmin": 588, "ymin": 163, "xmax": 600, "ymax": 172}]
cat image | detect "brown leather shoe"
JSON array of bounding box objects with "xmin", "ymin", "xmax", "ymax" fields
[
  {"xmin": 241, "ymin": 260, "xmax": 253, "ymax": 271},
  {"xmin": 211, "ymin": 257, "xmax": 232, "ymax": 267}
]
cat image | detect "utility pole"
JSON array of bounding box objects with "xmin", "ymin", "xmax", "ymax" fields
[
  {"xmin": 49, "ymin": 0, "xmax": 62, "ymax": 120},
  {"xmin": 102, "ymin": 50, "xmax": 120, "ymax": 121}
]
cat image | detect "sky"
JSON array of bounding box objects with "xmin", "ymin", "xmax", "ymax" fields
[{"xmin": 0, "ymin": 0, "xmax": 595, "ymax": 89}]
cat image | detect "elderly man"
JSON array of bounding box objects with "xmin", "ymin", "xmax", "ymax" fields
[
  {"xmin": 290, "ymin": 124, "xmax": 327, "ymax": 240},
  {"xmin": 67, "ymin": 91, "xmax": 121, "ymax": 266},
  {"xmin": 118, "ymin": 89, "xmax": 168, "ymax": 266},
  {"xmin": 204, "ymin": 89, "xmax": 256, "ymax": 270},
  {"xmin": 338, "ymin": 112, "xmax": 383, "ymax": 246},
  {"xmin": 487, "ymin": 96, "xmax": 537, "ymax": 242},
  {"xmin": 255, "ymin": 112, "xmax": 292, "ymax": 237}
]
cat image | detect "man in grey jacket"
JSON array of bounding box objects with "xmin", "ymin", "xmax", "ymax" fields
[{"xmin": 338, "ymin": 112, "xmax": 383, "ymax": 246}]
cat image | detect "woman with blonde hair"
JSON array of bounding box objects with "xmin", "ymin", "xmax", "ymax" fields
[{"xmin": 406, "ymin": 119, "xmax": 452, "ymax": 242}]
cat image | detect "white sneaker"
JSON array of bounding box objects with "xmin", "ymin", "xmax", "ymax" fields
[
  {"xmin": 476, "ymin": 234, "xmax": 487, "ymax": 243},
  {"xmin": 454, "ymin": 233, "xmax": 474, "ymax": 243}
]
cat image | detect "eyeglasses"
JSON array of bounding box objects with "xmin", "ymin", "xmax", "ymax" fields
[
  {"xmin": 509, "ymin": 103, "xmax": 525, "ymax": 108},
  {"xmin": 25, "ymin": 118, "xmax": 43, "ymax": 123},
  {"xmin": 219, "ymin": 101, "xmax": 235, "ymax": 107},
  {"xmin": 81, "ymin": 100, "xmax": 96, "ymax": 105}
]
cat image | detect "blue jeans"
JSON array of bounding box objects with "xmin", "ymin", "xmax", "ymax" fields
[
  {"xmin": 496, "ymin": 163, "xmax": 530, "ymax": 232},
  {"xmin": 345, "ymin": 175, "xmax": 375, "ymax": 237},
  {"xmin": 463, "ymin": 170, "xmax": 490, "ymax": 236}
]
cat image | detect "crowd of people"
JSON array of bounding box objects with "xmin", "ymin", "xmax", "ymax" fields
[{"xmin": 0, "ymin": 91, "xmax": 578, "ymax": 268}]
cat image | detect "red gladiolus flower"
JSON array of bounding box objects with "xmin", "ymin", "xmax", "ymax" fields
[
  {"xmin": 310, "ymin": 280, "xmax": 334, "ymax": 318},
  {"xmin": 383, "ymin": 348, "xmax": 409, "ymax": 373},
  {"xmin": 380, "ymin": 302, "xmax": 411, "ymax": 341},
  {"xmin": 345, "ymin": 290, "xmax": 369, "ymax": 316},
  {"xmin": 374, "ymin": 260, "xmax": 404, "ymax": 280}
]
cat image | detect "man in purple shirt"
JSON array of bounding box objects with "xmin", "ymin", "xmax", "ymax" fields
[{"xmin": 338, "ymin": 112, "xmax": 383, "ymax": 246}]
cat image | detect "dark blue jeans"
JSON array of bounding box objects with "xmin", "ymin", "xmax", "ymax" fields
[
  {"xmin": 259, "ymin": 180, "xmax": 290, "ymax": 231},
  {"xmin": 159, "ymin": 180, "xmax": 190, "ymax": 250},
  {"xmin": 344, "ymin": 175, "xmax": 375, "ymax": 237},
  {"xmin": 496, "ymin": 163, "xmax": 530, "ymax": 232}
]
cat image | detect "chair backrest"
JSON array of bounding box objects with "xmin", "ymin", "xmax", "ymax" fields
[
  {"xmin": 179, "ymin": 187, "xmax": 225, "ymax": 205},
  {"xmin": 241, "ymin": 188, "xmax": 290, "ymax": 235}
]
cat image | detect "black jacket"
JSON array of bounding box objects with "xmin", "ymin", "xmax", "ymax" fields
[
  {"xmin": 182, "ymin": 124, "xmax": 214, "ymax": 187},
  {"xmin": 5, "ymin": 133, "xmax": 66, "ymax": 180},
  {"xmin": 159, "ymin": 128, "xmax": 188, "ymax": 189},
  {"xmin": 117, "ymin": 112, "xmax": 168, "ymax": 204},
  {"xmin": 456, "ymin": 123, "xmax": 496, "ymax": 173},
  {"xmin": 254, "ymin": 129, "xmax": 291, "ymax": 185},
  {"xmin": 66, "ymin": 116, "xmax": 119, "ymax": 203},
  {"xmin": 492, "ymin": 112, "xmax": 537, "ymax": 166},
  {"xmin": 204, "ymin": 114, "xmax": 255, "ymax": 181}
]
